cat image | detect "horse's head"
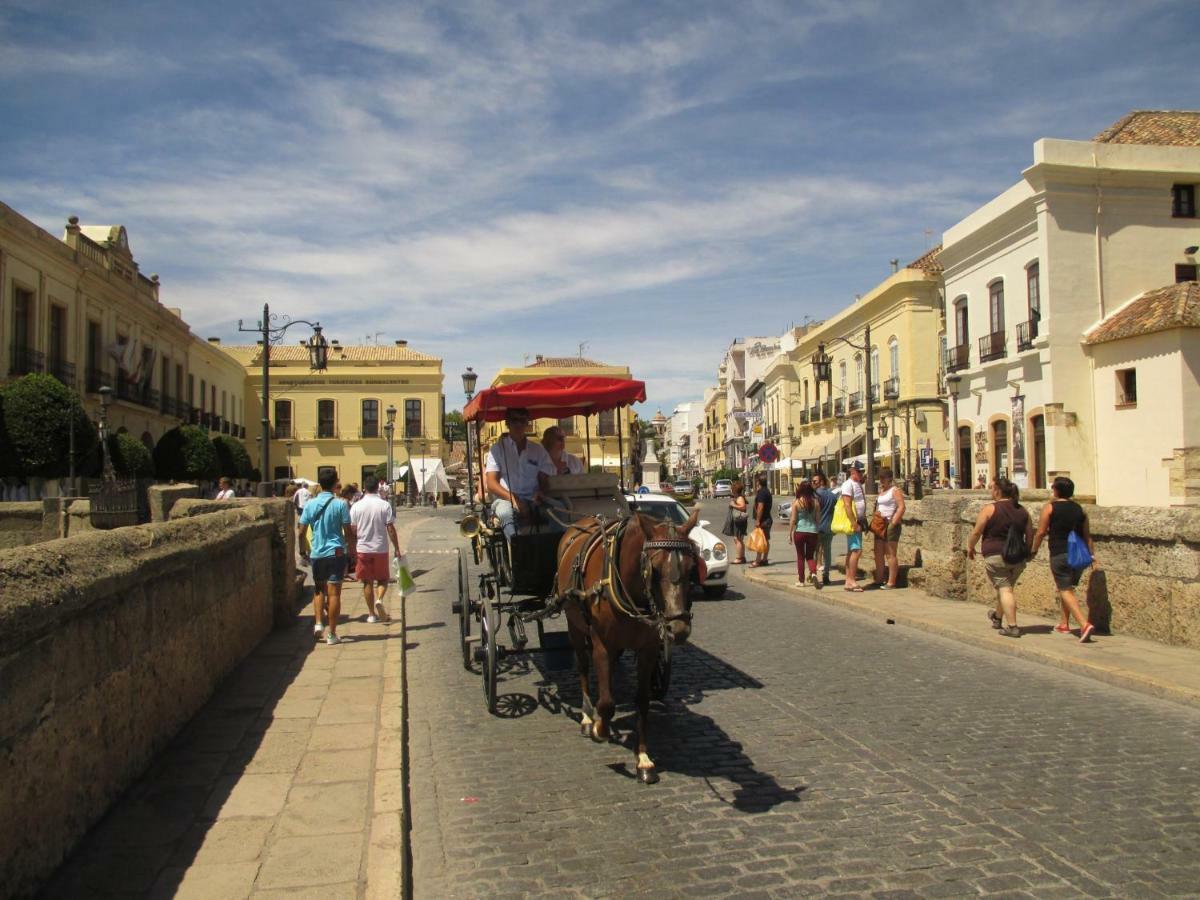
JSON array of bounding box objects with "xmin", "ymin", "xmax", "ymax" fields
[{"xmin": 635, "ymin": 508, "xmax": 700, "ymax": 644}]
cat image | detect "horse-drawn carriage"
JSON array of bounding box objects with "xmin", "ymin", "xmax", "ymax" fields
[{"xmin": 453, "ymin": 375, "xmax": 702, "ymax": 783}]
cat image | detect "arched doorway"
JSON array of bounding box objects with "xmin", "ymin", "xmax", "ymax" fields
[
  {"xmin": 1031, "ymin": 415, "xmax": 1046, "ymax": 488},
  {"xmin": 992, "ymin": 420, "xmax": 1009, "ymax": 481},
  {"xmin": 957, "ymin": 426, "xmax": 971, "ymax": 488}
]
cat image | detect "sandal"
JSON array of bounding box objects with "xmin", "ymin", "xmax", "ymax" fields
[
  {"xmin": 988, "ymin": 610, "xmax": 1003, "ymax": 630},
  {"xmin": 732, "ymin": 558, "xmax": 746, "ymax": 564},
  {"xmin": 749, "ymin": 561, "xmax": 762, "ymax": 568},
  {"xmin": 844, "ymin": 586, "xmax": 864, "ymax": 593}
]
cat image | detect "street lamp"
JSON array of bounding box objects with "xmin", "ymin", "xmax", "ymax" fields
[
  {"xmin": 98, "ymin": 386, "xmax": 114, "ymax": 479},
  {"xmin": 946, "ymin": 374, "xmax": 962, "ymax": 488},
  {"xmin": 811, "ymin": 328, "xmax": 877, "ymax": 493},
  {"xmin": 403, "ymin": 436, "xmax": 413, "ymax": 506},
  {"xmin": 419, "ymin": 437, "xmax": 428, "ymax": 507},
  {"xmin": 385, "ymin": 404, "xmax": 397, "ymax": 508},
  {"xmin": 462, "ymin": 367, "xmax": 478, "ymax": 508},
  {"xmin": 238, "ymin": 302, "xmax": 328, "ymax": 495},
  {"xmin": 285, "ymin": 440, "xmax": 293, "ymax": 479}
]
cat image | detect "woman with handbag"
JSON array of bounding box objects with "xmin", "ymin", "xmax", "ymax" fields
[
  {"xmin": 726, "ymin": 480, "xmax": 749, "ymax": 563},
  {"xmin": 1029, "ymin": 476, "xmax": 1098, "ymax": 642},
  {"xmin": 790, "ymin": 479, "xmax": 821, "ymax": 587},
  {"xmin": 966, "ymin": 477, "xmax": 1032, "ymax": 638},
  {"xmin": 871, "ymin": 468, "xmax": 905, "ymax": 589}
]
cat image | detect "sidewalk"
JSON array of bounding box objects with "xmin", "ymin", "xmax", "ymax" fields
[{"xmin": 743, "ymin": 563, "xmax": 1200, "ymax": 709}]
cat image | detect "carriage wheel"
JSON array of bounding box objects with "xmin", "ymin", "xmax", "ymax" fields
[
  {"xmin": 457, "ymin": 550, "xmax": 472, "ymax": 671},
  {"xmin": 651, "ymin": 636, "xmax": 672, "ymax": 701},
  {"xmin": 480, "ymin": 595, "xmax": 499, "ymax": 714}
]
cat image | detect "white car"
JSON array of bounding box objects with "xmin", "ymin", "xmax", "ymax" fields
[
  {"xmin": 713, "ymin": 479, "xmax": 732, "ymax": 498},
  {"xmin": 625, "ymin": 492, "xmax": 729, "ymax": 597}
]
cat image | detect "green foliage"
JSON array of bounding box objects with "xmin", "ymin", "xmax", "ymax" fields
[
  {"xmin": 108, "ymin": 432, "xmax": 155, "ymax": 478},
  {"xmin": 710, "ymin": 467, "xmax": 740, "ymax": 484},
  {"xmin": 212, "ymin": 434, "xmax": 253, "ymax": 479},
  {"xmin": 374, "ymin": 461, "xmax": 388, "ymax": 482},
  {"xmin": 0, "ymin": 374, "xmax": 97, "ymax": 478},
  {"xmin": 154, "ymin": 426, "xmax": 219, "ymax": 482}
]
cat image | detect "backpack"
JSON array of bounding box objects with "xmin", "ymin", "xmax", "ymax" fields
[{"xmin": 1001, "ymin": 521, "xmax": 1027, "ymax": 564}]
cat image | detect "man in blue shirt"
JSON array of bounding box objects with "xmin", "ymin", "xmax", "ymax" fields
[
  {"xmin": 300, "ymin": 469, "xmax": 352, "ymax": 644},
  {"xmin": 812, "ymin": 471, "xmax": 837, "ymax": 587}
]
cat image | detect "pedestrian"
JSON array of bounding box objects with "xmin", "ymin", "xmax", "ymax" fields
[
  {"xmin": 790, "ymin": 479, "xmax": 821, "ymax": 587},
  {"xmin": 966, "ymin": 477, "xmax": 1032, "ymax": 638},
  {"xmin": 811, "ymin": 471, "xmax": 837, "ymax": 587},
  {"xmin": 292, "ymin": 479, "xmax": 313, "ymax": 562},
  {"xmin": 1029, "ymin": 476, "xmax": 1099, "ymax": 642},
  {"xmin": 214, "ymin": 477, "xmax": 235, "ymax": 501},
  {"xmin": 749, "ymin": 473, "xmax": 773, "ymax": 567},
  {"xmin": 300, "ymin": 469, "xmax": 352, "ymax": 645},
  {"xmin": 872, "ymin": 468, "xmax": 905, "ymax": 589},
  {"xmin": 349, "ymin": 475, "xmax": 402, "ymax": 624},
  {"xmin": 725, "ymin": 480, "xmax": 749, "ymax": 563},
  {"xmin": 839, "ymin": 461, "xmax": 867, "ymax": 591}
]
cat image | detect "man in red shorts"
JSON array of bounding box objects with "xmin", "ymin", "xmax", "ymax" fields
[{"xmin": 349, "ymin": 474, "xmax": 402, "ymax": 623}]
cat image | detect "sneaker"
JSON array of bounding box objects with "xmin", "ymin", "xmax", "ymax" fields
[
  {"xmin": 809, "ymin": 573, "xmax": 819, "ymax": 587},
  {"xmin": 1053, "ymin": 623, "xmax": 1072, "ymax": 634},
  {"xmin": 325, "ymin": 631, "xmax": 342, "ymax": 645},
  {"xmin": 1000, "ymin": 624, "xmax": 1020, "ymax": 638},
  {"xmin": 822, "ymin": 574, "xmax": 831, "ymax": 586},
  {"xmin": 366, "ymin": 615, "xmax": 378, "ymax": 624},
  {"xmin": 987, "ymin": 610, "xmax": 1003, "ymax": 630},
  {"xmin": 374, "ymin": 600, "xmax": 390, "ymax": 622},
  {"xmin": 1079, "ymin": 623, "xmax": 1095, "ymax": 643},
  {"xmin": 313, "ymin": 625, "xmax": 324, "ymax": 641},
  {"xmin": 794, "ymin": 580, "xmax": 805, "ymax": 587}
]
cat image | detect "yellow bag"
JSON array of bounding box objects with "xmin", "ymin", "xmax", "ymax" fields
[
  {"xmin": 745, "ymin": 527, "xmax": 768, "ymax": 554},
  {"xmin": 831, "ymin": 496, "xmax": 855, "ymax": 535}
]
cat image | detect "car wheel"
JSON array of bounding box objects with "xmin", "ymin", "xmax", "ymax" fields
[{"xmin": 702, "ymin": 585, "xmax": 728, "ymax": 598}]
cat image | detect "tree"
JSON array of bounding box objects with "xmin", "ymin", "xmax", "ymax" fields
[
  {"xmin": 154, "ymin": 426, "xmax": 219, "ymax": 482},
  {"xmin": 0, "ymin": 374, "xmax": 96, "ymax": 478},
  {"xmin": 108, "ymin": 433, "xmax": 155, "ymax": 478},
  {"xmin": 212, "ymin": 434, "xmax": 253, "ymax": 479},
  {"xmin": 710, "ymin": 467, "xmax": 740, "ymax": 484},
  {"xmin": 373, "ymin": 461, "xmax": 388, "ymax": 482}
]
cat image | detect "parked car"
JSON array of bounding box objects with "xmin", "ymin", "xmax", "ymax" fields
[
  {"xmin": 713, "ymin": 479, "xmax": 732, "ymax": 497},
  {"xmin": 625, "ymin": 493, "xmax": 728, "ymax": 597},
  {"xmin": 777, "ymin": 498, "xmax": 792, "ymax": 521},
  {"xmin": 672, "ymin": 479, "xmax": 695, "ymax": 501}
]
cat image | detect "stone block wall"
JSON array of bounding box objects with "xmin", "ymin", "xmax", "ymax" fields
[
  {"xmin": 900, "ymin": 493, "xmax": 1200, "ymax": 648},
  {"xmin": 147, "ymin": 482, "xmax": 200, "ymax": 522},
  {"xmin": 0, "ymin": 501, "xmax": 47, "ymax": 548},
  {"xmin": 0, "ymin": 506, "xmax": 287, "ymax": 897}
]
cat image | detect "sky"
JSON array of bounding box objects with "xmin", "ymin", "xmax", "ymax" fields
[{"xmin": 2, "ymin": 0, "xmax": 1196, "ymax": 415}]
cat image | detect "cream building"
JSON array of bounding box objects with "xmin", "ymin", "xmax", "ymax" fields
[
  {"xmin": 0, "ymin": 202, "xmax": 244, "ymax": 453},
  {"xmin": 480, "ymin": 356, "xmax": 636, "ymax": 477},
  {"xmin": 702, "ymin": 385, "xmax": 727, "ymax": 476},
  {"xmin": 223, "ymin": 341, "xmax": 444, "ymax": 488},
  {"xmin": 940, "ymin": 110, "xmax": 1200, "ymax": 500}
]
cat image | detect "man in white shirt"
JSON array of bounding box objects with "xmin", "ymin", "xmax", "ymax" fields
[
  {"xmin": 214, "ymin": 477, "xmax": 236, "ymax": 501},
  {"xmin": 485, "ymin": 408, "xmax": 557, "ymax": 538},
  {"xmin": 293, "ymin": 481, "xmax": 312, "ymax": 561},
  {"xmin": 349, "ymin": 475, "xmax": 402, "ymax": 623},
  {"xmin": 840, "ymin": 461, "xmax": 867, "ymax": 590}
]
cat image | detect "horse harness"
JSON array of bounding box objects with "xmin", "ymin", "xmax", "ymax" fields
[{"xmin": 562, "ymin": 515, "xmax": 696, "ymax": 631}]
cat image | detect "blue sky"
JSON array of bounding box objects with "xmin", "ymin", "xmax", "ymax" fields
[{"xmin": 2, "ymin": 0, "xmax": 1195, "ymax": 414}]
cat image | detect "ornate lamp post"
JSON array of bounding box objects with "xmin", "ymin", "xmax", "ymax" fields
[
  {"xmin": 419, "ymin": 438, "xmax": 428, "ymax": 507},
  {"xmin": 403, "ymin": 436, "xmax": 413, "ymax": 506},
  {"xmin": 812, "ymin": 329, "xmax": 877, "ymax": 493},
  {"xmin": 98, "ymin": 386, "xmax": 114, "ymax": 479},
  {"xmin": 947, "ymin": 374, "xmax": 962, "ymax": 489},
  {"xmin": 285, "ymin": 440, "xmax": 293, "ymax": 479},
  {"xmin": 238, "ymin": 303, "xmax": 328, "ymax": 494},
  {"xmin": 384, "ymin": 404, "xmax": 396, "ymax": 508},
  {"xmin": 462, "ymin": 367, "xmax": 478, "ymax": 508}
]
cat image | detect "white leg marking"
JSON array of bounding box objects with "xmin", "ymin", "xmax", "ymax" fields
[
  {"xmin": 637, "ymin": 752, "xmax": 654, "ymax": 769},
  {"xmin": 580, "ymin": 713, "xmax": 593, "ymax": 727}
]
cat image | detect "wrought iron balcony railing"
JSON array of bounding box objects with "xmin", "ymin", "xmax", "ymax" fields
[
  {"xmin": 834, "ymin": 397, "xmax": 845, "ymax": 417},
  {"xmin": 86, "ymin": 367, "xmax": 108, "ymax": 393},
  {"xmin": 273, "ymin": 424, "xmax": 294, "ymax": 440},
  {"xmin": 1017, "ymin": 319, "xmax": 1039, "ymax": 352},
  {"xmin": 849, "ymin": 391, "xmax": 862, "ymax": 412},
  {"xmin": 48, "ymin": 358, "xmax": 76, "ymax": 386},
  {"xmin": 883, "ymin": 376, "xmax": 900, "ymax": 400},
  {"xmin": 979, "ymin": 330, "xmax": 1007, "ymax": 363},
  {"xmin": 798, "ymin": 410, "xmax": 809, "ymax": 425},
  {"xmin": 316, "ymin": 425, "xmax": 339, "ymax": 439},
  {"xmin": 9, "ymin": 345, "xmax": 45, "ymax": 376},
  {"xmin": 808, "ymin": 404, "xmax": 819, "ymax": 422},
  {"xmin": 944, "ymin": 344, "xmax": 969, "ymax": 373},
  {"xmin": 821, "ymin": 400, "xmax": 832, "ymax": 419},
  {"xmin": 869, "ymin": 383, "xmax": 879, "ymax": 404}
]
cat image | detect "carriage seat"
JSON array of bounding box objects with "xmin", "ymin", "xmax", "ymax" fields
[{"xmin": 544, "ymin": 473, "xmax": 631, "ymax": 523}]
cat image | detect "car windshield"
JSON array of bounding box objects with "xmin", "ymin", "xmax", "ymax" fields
[
  {"xmin": 633, "ymin": 499, "xmax": 691, "ymax": 526},
  {"xmin": 674, "ymin": 481, "xmax": 691, "ymax": 488}
]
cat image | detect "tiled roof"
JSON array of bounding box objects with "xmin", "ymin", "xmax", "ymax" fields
[
  {"xmin": 906, "ymin": 245, "xmax": 943, "ymax": 274},
  {"xmin": 1092, "ymin": 110, "xmax": 1200, "ymax": 146},
  {"xmin": 528, "ymin": 357, "xmax": 609, "ymax": 367},
  {"xmin": 1084, "ymin": 281, "xmax": 1200, "ymax": 345},
  {"xmin": 220, "ymin": 344, "xmax": 439, "ymax": 363}
]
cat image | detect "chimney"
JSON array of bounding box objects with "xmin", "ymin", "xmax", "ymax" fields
[
  {"xmin": 394, "ymin": 340, "xmax": 408, "ymax": 346},
  {"xmin": 535, "ymin": 354, "xmax": 544, "ymax": 363},
  {"xmin": 256, "ymin": 340, "xmax": 264, "ymax": 345},
  {"xmin": 890, "ymin": 258, "xmax": 899, "ymax": 273},
  {"xmin": 207, "ymin": 337, "xmax": 221, "ymax": 345},
  {"xmin": 331, "ymin": 339, "xmax": 340, "ymax": 345}
]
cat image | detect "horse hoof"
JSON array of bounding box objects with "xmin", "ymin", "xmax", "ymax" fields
[
  {"xmin": 580, "ymin": 722, "xmax": 591, "ymax": 737},
  {"xmin": 590, "ymin": 723, "xmax": 607, "ymax": 743},
  {"xmin": 637, "ymin": 766, "xmax": 659, "ymax": 785}
]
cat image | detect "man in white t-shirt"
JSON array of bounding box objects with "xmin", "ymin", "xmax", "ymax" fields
[
  {"xmin": 214, "ymin": 477, "xmax": 236, "ymax": 501},
  {"xmin": 485, "ymin": 407, "xmax": 557, "ymax": 538},
  {"xmin": 349, "ymin": 475, "xmax": 402, "ymax": 623},
  {"xmin": 840, "ymin": 461, "xmax": 867, "ymax": 590}
]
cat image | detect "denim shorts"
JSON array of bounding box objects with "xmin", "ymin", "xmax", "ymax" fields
[{"xmin": 312, "ymin": 554, "xmax": 347, "ymax": 586}]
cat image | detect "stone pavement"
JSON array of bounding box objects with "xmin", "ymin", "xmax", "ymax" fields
[
  {"xmin": 742, "ymin": 558, "xmax": 1200, "ymax": 709},
  {"xmin": 43, "ymin": 514, "xmax": 434, "ymax": 899}
]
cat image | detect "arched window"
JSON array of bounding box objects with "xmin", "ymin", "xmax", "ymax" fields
[
  {"xmin": 989, "ymin": 279, "xmax": 1005, "ymax": 334},
  {"xmin": 889, "ymin": 338, "xmax": 899, "ymax": 380}
]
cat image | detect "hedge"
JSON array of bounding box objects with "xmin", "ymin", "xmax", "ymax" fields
[
  {"xmin": 212, "ymin": 434, "xmax": 253, "ymax": 479},
  {"xmin": 154, "ymin": 426, "xmax": 219, "ymax": 481},
  {"xmin": 108, "ymin": 432, "xmax": 155, "ymax": 478},
  {"xmin": 0, "ymin": 374, "xmax": 97, "ymax": 478}
]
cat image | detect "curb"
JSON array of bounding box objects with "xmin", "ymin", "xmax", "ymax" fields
[{"xmin": 743, "ymin": 569, "xmax": 1200, "ymax": 710}]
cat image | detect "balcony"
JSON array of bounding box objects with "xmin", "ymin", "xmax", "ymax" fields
[
  {"xmin": 221, "ymin": 420, "xmax": 231, "ymax": 435},
  {"xmin": 178, "ymin": 402, "xmax": 191, "ymax": 422},
  {"xmin": 210, "ymin": 414, "xmax": 223, "ymax": 433},
  {"xmin": 116, "ymin": 379, "xmax": 136, "ymax": 403},
  {"xmin": 944, "ymin": 344, "xmax": 969, "ymax": 373},
  {"xmin": 821, "ymin": 400, "xmax": 831, "ymax": 419},
  {"xmin": 978, "ymin": 330, "xmax": 1007, "ymax": 363},
  {"xmin": 141, "ymin": 388, "xmax": 160, "ymax": 411},
  {"xmin": 834, "ymin": 397, "xmax": 845, "ymax": 417},
  {"xmin": 239, "ymin": 425, "xmax": 246, "ymax": 439},
  {"xmin": 47, "ymin": 358, "xmax": 75, "ymax": 386},
  {"xmin": 869, "ymin": 383, "xmax": 879, "ymax": 404},
  {"xmin": 161, "ymin": 397, "xmax": 176, "ymax": 417},
  {"xmin": 1017, "ymin": 319, "xmax": 1039, "ymax": 352},
  {"xmin": 86, "ymin": 367, "xmax": 108, "ymax": 393},
  {"xmin": 798, "ymin": 410, "xmax": 809, "ymax": 425},
  {"xmin": 883, "ymin": 376, "xmax": 900, "ymax": 400},
  {"xmin": 9, "ymin": 345, "xmax": 45, "ymax": 377},
  {"xmin": 316, "ymin": 425, "xmax": 338, "ymax": 440},
  {"xmin": 360, "ymin": 426, "xmax": 381, "ymax": 439},
  {"xmin": 808, "ymin": 404, "xmax": 819, "ymax": 422},
  {"xmin": 849, "ymin": 391, "xmax": 862, "ymax": 412}
]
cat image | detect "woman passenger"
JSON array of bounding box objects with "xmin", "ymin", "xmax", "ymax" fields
[
  {"xmin": 966, "ymin": 477, "xmax": 1032, "ymax": 638},
  {"xmin": 541, "ymin": 426, "xmax": 584, "ymax": 475}
]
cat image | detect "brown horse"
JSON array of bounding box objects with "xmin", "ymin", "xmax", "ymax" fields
[{"xmin": 554, "ymin": 508, "xmax": 699, "ymax": 784}]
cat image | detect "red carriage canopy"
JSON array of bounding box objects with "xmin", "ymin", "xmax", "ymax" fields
[{"xmin": 463, "ymin": 375, "xmax": 647, "ymax": 423}]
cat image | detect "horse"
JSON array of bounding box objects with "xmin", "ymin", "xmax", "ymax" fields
[{"xmin": 554, "ymin": 508, "xmax": 699, "ymax": 784}]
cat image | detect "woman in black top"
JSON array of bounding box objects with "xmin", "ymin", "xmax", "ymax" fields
[
  {"xmin": 1030, "ymin": 476, "xmax": 1099, "ymax": 642},
  {"xmin": 966, "ymin": 477, "xmax": 1032, "ymax": 637},
  {"xmin": 750, "ymin": 474, "xmax": 773, "ymax": 568}
]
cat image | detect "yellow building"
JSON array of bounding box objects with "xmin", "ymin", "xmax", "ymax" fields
[
  {"xmin": 701, "ymin": 386, "xmax": 727, "ymax": 476},
  {"xmin": 0, "ymin": 202, "xmax": 245, "ymax": 452},
  {"xmin": 767, "ymin": 250, "xmax": 949, "ymax": 487},
  {"xmin": 480, "ymin": 356, "xmax": 636, "ymax": 475},
  {"xmin": 222, "ymin": 341, "xmax": 444, "ymax": 487}
]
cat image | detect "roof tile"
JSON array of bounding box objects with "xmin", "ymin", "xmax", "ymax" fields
[
  {"xmin": 221, "ymin": 344, "xmax": 439, "ymax": 363},
  {"xmin": 1084, "ymin": 281, "xmax": 1200, "ymax": 345},
  {"xmin": 529, "ymin": 357, "xmax": 609, "ymax": 368},
  {"xmin": 906, "ymin": 245, "xmax": 943, "ymax": 274},
  {"xmin": 1092, "ymin": 110, "xmax": 1200, "ymax": 146}
]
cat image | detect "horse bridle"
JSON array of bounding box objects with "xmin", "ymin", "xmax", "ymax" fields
[{"xmin": 640, "ymin": 537, "xmax": 697, "ymax": 625}]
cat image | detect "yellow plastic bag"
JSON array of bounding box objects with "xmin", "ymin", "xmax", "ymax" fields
[
  {"xmin": 831, "ymin": 497, "xmax": 855, "ymax": 535},
  {"xmin": 745, "ymin": 527, "xmax": 768, "ymax": 554}
]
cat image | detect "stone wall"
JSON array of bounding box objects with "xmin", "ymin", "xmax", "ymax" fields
[
  {"xmin": 900, "ymin": 492, "xmax": 1200, "ymax": 648},
  {"xmin": 147, "ymin": 483, "xmax": 200, "ymax": 522},
  {"xmin": 0, "ymin": 501, "xmax": 47, "ymax": 549},
  {"xmin": 0, "ymin": 505, "xmax": 291, "ymax": 897}
]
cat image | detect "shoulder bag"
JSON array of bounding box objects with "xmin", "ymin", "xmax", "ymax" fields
[
  {"xmin": 1066, "ymin": 530, "xmax": 1093, "ymax": 569},
  {"xmin": 830, "ymin": 496, "xmax": 855, "ymax": 535}
]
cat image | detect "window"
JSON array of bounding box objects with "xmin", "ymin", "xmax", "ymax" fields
[
  {"xmin": 992, "ymin": 420, "xmax": 1009, "ymax": 480},
  {"xmin": 870, "ymin": 347, "xmax": 880, "ymax": 388},
  {"xmin": 160, "ymin": 357, "xmax": 170, "ymax": 410},
  {"xmin": 405, "ymin": 399, "xmax": 422, "ymax": 438},
  {"xmin": 1116, "ymin": 368, "xmax": 1137, "ymax": 407},
  {"xmin": 1027, "ymin": 263, "xmax": 1041, "ymax": 319},
  {"xmin": 48, "ymin": 304, "xmax": 66, "ymax": 366},
  {"xmin": 955, "ymin": 297, "xmax": 969, "ymax": 346},
  {"xmin": 889, "ymin": 339, "xmax": 899, "ymax": 380},
  {"xmin": 188, "ymin": 374, "xmax": 195, "ymax": 406},
  {"xmin": 839, "ymin": 361, "xmax": 847, "ymax": 395},
  {"xmin": 598, "ymin": 409, "xmax": 616, "ymax": 436},
  {"xmin": 854, "ymin": 354, "xmax": 863, "ymax": 392},
  {"xmin": 1177, "ymin": 264, "xmax": 1198, "ymax": 283},
  {"xmin": 557, "ymin": 417, "xmax": 574, "ymax": 436},
  {"xmin": 274, "ymin": 400, "xmax": 293, "ymax": 438},
  {"xmin": 1172, "ymin": 184, "xmax": 1196, "ymax": 218},
  {"xmin": 221, "ymin": 390, "xmax": 227, "ymax": 418},
  {"xmin": 989, "ymin": 281, "xmax": 1005, "ymax": 334},
  {"xmin": 87, "ymin": 321, "xmax": 103, "ymax": 390},
  {"xmin": 12, "ymin": 287, "xmax": 33, "ymax": 347},
  {"xmin": 200, "ymin": 379, "xmax": 207, "ymax": 412},
  {"xmin": 361, "ymin": 399, "xmax": 380, "ymax": 437},
  {"xmin": 317, "ymin": 400, "xmax": 337, "ymax": 438},
  {"xmin": 175, "ymin": 364, "xmax": 184, "ymax": 404}
]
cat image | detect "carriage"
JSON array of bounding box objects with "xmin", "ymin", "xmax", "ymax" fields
[{"xmin": 453, "ymin": 375, "xmax": 680, "ymax": 717}]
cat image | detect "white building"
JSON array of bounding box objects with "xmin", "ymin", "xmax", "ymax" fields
[
  {"xmin": 720, "ymin": 335, "xmax": 778, "ymax": 467},
  {"xmin": 669, "ymin": 401, "xmax": 699, "ymax": 477},
  {"xmin": 939, "ymin": 109, "xmax": 1200, "ymax": 503}
]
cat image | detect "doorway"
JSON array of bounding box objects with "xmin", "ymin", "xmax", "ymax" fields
[
  {"xmin": 992, "ymin": 420, "xmax": 1009, "ymax": 481},
  {"xmin": 1031, "ymin": 415, "xmax": 1046, "ymax": 489},
  {"xmin": 957, "ymin": 426, "xmax": 971, "ymax": 489}
]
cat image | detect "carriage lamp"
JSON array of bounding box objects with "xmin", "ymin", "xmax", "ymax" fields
[
  {"xmin": 811, "ymin": 344, "xmax": 832, "ymax": 383},
  {"xmin": 878, "ymin": 418, "xmax": 888, "ymax": 438},
  {"xmin": 462, "ymin": 367, "xmax": 478, "ymax": 399}
]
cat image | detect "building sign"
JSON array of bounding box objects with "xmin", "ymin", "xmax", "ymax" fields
[
  {"xmin": 920, "ymin": 447, "xmax": 934, "ymax": 469},
  {"xmin": 974, "ymin": 429, "xmax": 988, "ymax": 464},
  {"xmin": 1010, "ymin": 395, "xmax": 1026, "ymax": 474}
]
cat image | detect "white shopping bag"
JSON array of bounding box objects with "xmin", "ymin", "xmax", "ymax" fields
[{"xmin": 393, "ymin": 553, "xmax": 415, "ymax": 597}]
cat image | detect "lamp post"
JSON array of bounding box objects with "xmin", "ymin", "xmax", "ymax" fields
[
  {"xmin": 461, "ymin": 367, "xmax": 478, "ymax": 508},
  {"xmin": 946, "ymin": 374, "xmax": 962, "ymax": 489},
  {"xmin": 237, "ymin": 302, "xmax": 328, "ymax": 496},
  {"xmin": 285, "ymin": 440, "xmax": 293, "ymax": 479},
  {"xmin": 403, "ymin": 436, "xmax": 413, "ymax": 506},
  {"xmin": 384, "ymin": 404, "xmax": 396, "ymax": 508},
  {"xmin": 419, "ymin": 438, "xmax": 428, "ymax": 507},
  {"xmin": 811, "ymin": 327, "xmax": 877, "ymax": 493},
  {"xmin": 98, "ymin": 386, "xmax": 114, "ymax": 480}
]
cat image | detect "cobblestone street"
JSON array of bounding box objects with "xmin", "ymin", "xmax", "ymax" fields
[{"xmin": 407, "ymin": 510, "xmax": 1200, "ymax": 898}]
